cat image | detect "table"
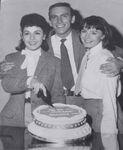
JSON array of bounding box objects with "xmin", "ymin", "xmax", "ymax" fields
[{"xmin": 0, "ymin": 126, "xmax": 123, "ymax": 150}]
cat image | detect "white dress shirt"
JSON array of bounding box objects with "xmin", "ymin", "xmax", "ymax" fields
[
  {"xmin": 78, "ymin": 42, "xmax": 121, "ymax": 133},
  {"xmin": 51, "ymin": 32, "xmax": 78, "ymax": 90}
]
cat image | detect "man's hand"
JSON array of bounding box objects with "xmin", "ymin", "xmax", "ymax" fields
[
  {"xmin": 100, "ymin": 57, "xmax": 123, "ymax": 77},
  {"xmin": 0, "ymin": 61, "xmax": 14, "ymax": 72},
  {"xmin": 30, "ymin": 76, "xmax": 47, "ymax": 96}
]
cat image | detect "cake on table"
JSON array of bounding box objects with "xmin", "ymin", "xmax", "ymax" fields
[{"xmin": 28, "ymin": 103, "xmax": 91, "ymax": 143}]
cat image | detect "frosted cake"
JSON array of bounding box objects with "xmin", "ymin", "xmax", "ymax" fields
[{"xmin": 28, "ymin": 103, "xmax": 91, "ymax": 143}]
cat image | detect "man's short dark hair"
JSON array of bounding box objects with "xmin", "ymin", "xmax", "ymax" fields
[{"xmin": 48, "ymin": 2, "xmax": 74, "ymax": 20}]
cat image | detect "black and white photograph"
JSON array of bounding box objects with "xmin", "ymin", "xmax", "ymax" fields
[{"xmin": 0, "ymin": 0, "xmax": 123, "ymax": 149}]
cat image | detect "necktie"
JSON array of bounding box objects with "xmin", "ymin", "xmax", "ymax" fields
[
  {"xmin": 74, "ymin": 50, "xmax": 90, "ymax": 95},
  {"xmin": 60, "ymin": 39, "xmax": 74, "ymax": 90}
]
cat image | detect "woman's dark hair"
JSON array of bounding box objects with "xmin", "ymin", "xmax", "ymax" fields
[
  {"xmin": 80, "ymin": 15, "xmax": 115, "ymax": 51},
  {"xmin": 16, "ymin": 13, "xmax": 50, "ymax": 51},
  {"xmin": 48, "ymin": 2, "xmax": 74, "ymax": 20}
]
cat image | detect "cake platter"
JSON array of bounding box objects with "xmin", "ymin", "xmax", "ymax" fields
[
  {"xmin": 28, "ymin": 133, "xmax": 92, "ymax": 150},
  {"xmin": 28, "ymin": 130, "xmax": 92, "ymax": 145}
]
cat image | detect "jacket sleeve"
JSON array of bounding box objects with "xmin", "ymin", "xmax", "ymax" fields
[
  {"xmin": 100, "ymin": 72, "xmax": 120, "ymax": 133},
  {"xmin": 112, "ymin": 46, "xmax": 123, "ymax": 58},
  {"xmin": 1, "ymin": 65, "xmax": 28, "ymax": 94}
]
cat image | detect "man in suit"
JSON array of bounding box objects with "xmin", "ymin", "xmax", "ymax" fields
[{"xmin": 47, "ymin": 2, "xmax": 86, "ymax": 106}]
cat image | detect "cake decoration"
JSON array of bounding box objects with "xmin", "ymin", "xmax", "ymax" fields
[{"xmin": 28, "ymin": 103, "xmax": 91, "ymax": 143}]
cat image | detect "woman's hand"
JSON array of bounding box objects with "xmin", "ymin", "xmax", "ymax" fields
[
  {"xmin": 30, "ymin": 76, "xmax": 47, "ymax": 96},
  {"xmin": 100, "ymin": 57, "xmax": 123, "ymax": 77}
]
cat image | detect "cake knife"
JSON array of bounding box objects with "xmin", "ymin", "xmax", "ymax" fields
[{"xmin": 37, "ymin": 88, "xmax": 54, "ymax": 107}]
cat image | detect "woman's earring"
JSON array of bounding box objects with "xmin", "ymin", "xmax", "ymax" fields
[{"xmin": 43, "ymin": 35, "xmax": 46, "ymax": 40}]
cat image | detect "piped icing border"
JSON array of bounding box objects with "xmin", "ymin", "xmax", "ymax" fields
[{"xmin": 34, "ymin": 117, "xmax": 86, "ymax": 129}]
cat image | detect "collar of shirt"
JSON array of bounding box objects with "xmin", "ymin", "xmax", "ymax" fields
[
  {"xmin": 21, "ymin": 48, "xmax": 41, "ymax": 71},
  {"xmin": 54, "ymin": 31, "xmax": 72, "ymax": 46},
  {"xmin": 21, "ymin": 48, "xmax": 41, "ymax": 57},
  {"xmin": 87, "ymin": 42, "xmax": 103, "ymax": 57},
  {"xmin": 54, "ymin": 31, "xmax": 72, "ymax": 40},
  {"xmin": 87, "ymin": 42, "xmax": 114, "ymax": 59},
  {"xmin": 51, "ymin": 32, "xmax": 72, "ymax": 58}
]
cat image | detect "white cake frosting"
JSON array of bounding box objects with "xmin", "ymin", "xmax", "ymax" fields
[{"xmin": 28, "ymin": 103, "xmax": 91, "ymax": 142}]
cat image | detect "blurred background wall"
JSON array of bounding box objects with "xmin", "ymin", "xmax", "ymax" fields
[{"xmin": 0, "ymin": 0, "xmax": 123, "ymax": 111}]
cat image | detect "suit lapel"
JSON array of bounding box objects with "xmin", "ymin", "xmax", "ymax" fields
[
  {"xmin": 72, "ymin": 30, "xmax": 86, "ymax": 72},
  {"xmin": 13, "ymin": 52, "xmax": 25, "ymax": 66},
  {"xmin": 34, "ymin": 50, "xmax": 47, "ymax": 76},
  {"xmin": 72, "ymin": 30, "xmax": 81, "ymax": 72},
  {"xmin": 47, "ymin": 35, "xmax": 54, "ymax": 55}
]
